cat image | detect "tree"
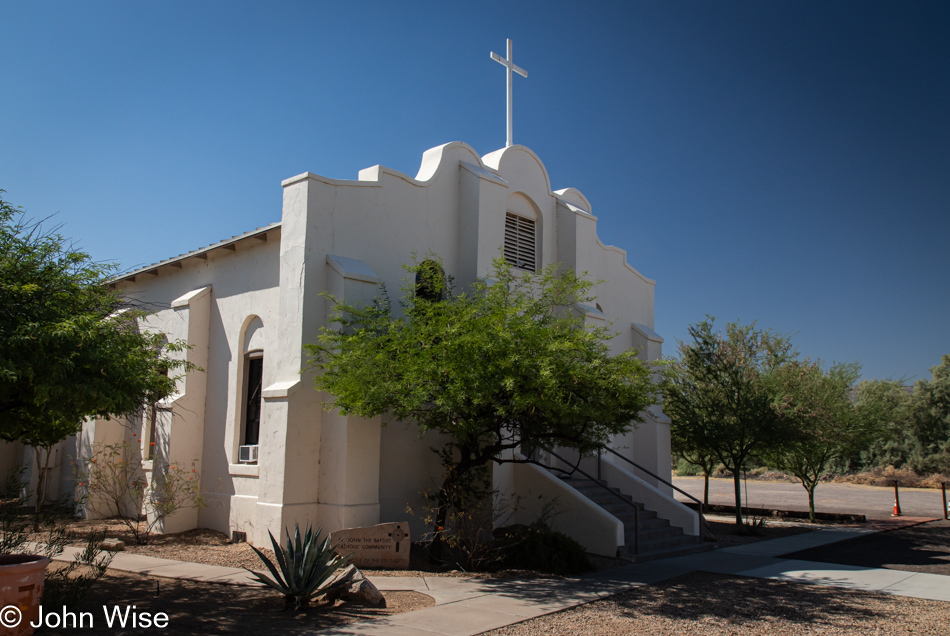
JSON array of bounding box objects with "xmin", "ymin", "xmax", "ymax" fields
[
  {"xmin": 856, "ymin": 357, "xmax": 949, "ymax": 475},
  {"xmin": 0, "ymin": 190, "xmax": 189, "ymax": 512},
  {"xmin": 763, "ymin": 360, "xmax": 874, "ymax": 521},
  {"xmin": 307, "ymin": 257, "xmax": 656, "ymax": 559},
  {"xmin": 908, "ymin": 354, "xmax": 950, "ymax": 473},
  {"xmin": 671, "ymin": 440, "xmax": 718, "ymax": 506},
  {"xmin": 852, "ymin": 379, "xmax": 914, "ymax": 471},
  {"xmin": 662, "ymin": 318, "xmax": 794, "ymax": 524}
]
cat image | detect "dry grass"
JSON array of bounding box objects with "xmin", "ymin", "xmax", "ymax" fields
[{"xmin": 829, "ymin": 466, "xmax": 950, "ymax": 489}]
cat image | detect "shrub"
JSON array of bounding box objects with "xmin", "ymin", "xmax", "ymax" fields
[
  {"xmin": 736, "ymin": 516, "xmax": 768, "ymax": 536},
  {"xmin": 79, "ymin": 441, "xmax": 205, "ymax": 544},
  {"xmin": 0, "ymin": 466, "xmax": 113, "ymax": 610},
  {"xmin": 828, "ymin": 466, "xmax": 947, "ymax": 488},
  {"xmin": 674, "ymin": 458, "xmax": 701, "ymax": 476},
  {"xmin": 246, "ymin": 523, "xmax": 351, "ymax": 610},
  {"xmin": 407, "ymin": 481, "xmax": 522, "ymax": 571},
  {"xmin": 494, "ymin": 524, "xmax": 593, "ymax": 575},
  {"xmin": 42, "ymin": 529, "xmax": 113, "ymax": 609}
]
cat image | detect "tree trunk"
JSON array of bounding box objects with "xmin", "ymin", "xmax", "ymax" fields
[
  {"xmin": 807, "ymin": 482, "xmax": 817, "ymax": 523},
  {"xmin": 429, "ymin": 478, "xmax": 451, "ymax": 564},
  {"xmin": 32, "ymin": 446, "xmax": 53, "ymax": 531},
  {"xmin": 732, "ymin": 470, "xmax": 743, "ymax": 525},
  {"xmin": 703, "ymin": 470, "xmax": 710, "ymax": 506}
]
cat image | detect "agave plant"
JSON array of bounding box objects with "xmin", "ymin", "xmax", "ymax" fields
[{"xmin": 246, "ymin": 523, "xmax": 352, "ymax": 610}]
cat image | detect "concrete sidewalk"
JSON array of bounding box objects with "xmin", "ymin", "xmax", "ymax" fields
[{"xmin": 49, "ymin": 518, "xmax": 950, "ymax": 636}]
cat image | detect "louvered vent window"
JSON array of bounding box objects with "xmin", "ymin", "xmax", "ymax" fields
[{"xmin": 504, "ymin": 213, "xmax": 536, "ymax": 272}]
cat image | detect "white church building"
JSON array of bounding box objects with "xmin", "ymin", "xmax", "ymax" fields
[{"xmin": 2, "ymin": 141, "xmax": 703, "ymax": 557}]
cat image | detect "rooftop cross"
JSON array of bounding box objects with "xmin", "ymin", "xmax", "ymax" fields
[{"xmin": 490, "ymin": 38, "xmax": 528, "ymax": 147}]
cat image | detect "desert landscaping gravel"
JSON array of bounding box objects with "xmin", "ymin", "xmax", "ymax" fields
[
  {"xmin": 784, "ymin": 519, "xmax": 950, "ymax": 575},
  {"xmin": 56, "ymin": 507, "xmax": 948, "ymax": 634},
  {"xmin": 485, "ymin": 571, "xmax": 949, "ymax": 636},
  {"xmin": 40, "ymin": 569, "xmax": 434, "ymax": 636}
]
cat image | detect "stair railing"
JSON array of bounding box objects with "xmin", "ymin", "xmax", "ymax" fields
[
  {"xmin": 541, "ymin": 448, "xmax": 639, "ymax": 556},
  {"xmin": 598, "ymin": 446, "xmax": 717, "ymax": 543}
]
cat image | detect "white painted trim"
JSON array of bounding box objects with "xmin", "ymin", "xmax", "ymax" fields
[
  {"xmin": 631, "ymin": 322, "xmax": 664, "ymax": 343},
  {"xmin": 554, "ymin": 188, "xmax": 593, "ymax": 214},
  {"xmin": 229, "ymin": 463, "xmax": 260, "ymax": 478},
  {"xmin": 460, "ymin": 161, "xmax": 509, "ymax": 186},
  {"xmin": 157, "ymin": 393, "xmax": 183, "ymax": 408},
  {"xmin": 595, "ymin": 238, "xmax": 656, "ymax": 285},
  {"xmin": 563, "ymin": 202, "xmax": 597, "ymax": 220},
  {"xmin": 114, "ymin": 225, "xmax": 278, "ymax": 283},
  {"xmin": 482, "ymin": 144, "xmax": 554, "ymax": 193},
  {"xmin": 262, "ymin": 380, "xmax": 301, "ymax": 400},
  {"xmin": 326, "ymin": 255, "xmax": 381, "ymax": 284},
  {"xmin": 576, "ymin": 303, "xmax": 607, "ymax": 321},
  {"xmin": 171, "ymin": 286, "xmax": 212, "ymax": 308}
]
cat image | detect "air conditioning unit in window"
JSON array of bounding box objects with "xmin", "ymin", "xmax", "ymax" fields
[{"xmin": 238, "ymin": 445, "xmax": 259, "ymax": 464}]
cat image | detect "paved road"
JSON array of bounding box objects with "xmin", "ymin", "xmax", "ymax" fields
[{"xmin": 672, "ymin": 476, "xmax": 949, "ymax": 520}]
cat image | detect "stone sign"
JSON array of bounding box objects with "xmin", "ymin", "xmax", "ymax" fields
[{"xmin": 329, "ymin": 522, "xmax": 411, "ymax": 569}]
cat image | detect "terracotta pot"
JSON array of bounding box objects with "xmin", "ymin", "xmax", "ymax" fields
[{"xmin": 0, "ymin": 554, "xmax": 49, "ymax": 636}]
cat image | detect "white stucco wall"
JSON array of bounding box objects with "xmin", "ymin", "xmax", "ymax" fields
[
  {"xmin": 59, "ymin": 141, "xmax": 668, "ymax": 551},
  {"xmin": 94, "ymin": 231, "xmax": 281, "ymax": 538}
]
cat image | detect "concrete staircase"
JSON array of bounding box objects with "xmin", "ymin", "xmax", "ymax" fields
[{"xmin": 556, "ymin": 473, "xmax": 715, "ymax": 562}]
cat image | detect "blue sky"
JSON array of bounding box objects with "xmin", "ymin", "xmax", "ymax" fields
[{"xmin": 2, "ymin": 1, "xmax": 947, "ymax": 382}]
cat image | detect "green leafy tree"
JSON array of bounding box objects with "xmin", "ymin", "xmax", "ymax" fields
[
  {"xmin": 672, "ymin": 445, "xmax": 718, "ymax": 506},
  {"xmin": 0, "ymin": 190, "xmax": 190, "ymax": 512},
  {"xmin": 853, "ymin": 379, "xmax": 914, "ymax": 471},
  {"xmin": 856, "ymin": 357, "xmax": 949, "ymax": 475},
  {"xmin": 662, "ymin": 318, "xmax": 794, "ymax": 524},
  {"xmin": 908, "ymin": 354, "xmax": 950, "ymax": 473},
  {"xmin": 307, "ymin": 257, "xmax": 656, "ymax": 559},
  {"xmin": 763, "ymin": 360, "xmax": 878, "ymax": 521}
]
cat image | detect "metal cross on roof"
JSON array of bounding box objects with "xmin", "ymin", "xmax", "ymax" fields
[{"xmin": 490, "ymin": 38, "xmax": 528, "ymax": 147}]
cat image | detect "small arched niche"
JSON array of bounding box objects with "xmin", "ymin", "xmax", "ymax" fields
[{"xmin": 415, "ymin": 260, "xmax": 447, "ymax": 302}]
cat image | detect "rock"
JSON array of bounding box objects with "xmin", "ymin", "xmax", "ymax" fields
[
  {"xmin": 326, "ymin": 565, "xmax": 386, "ymax": 607},
  {"xmin": 101, "ymin": 538, "xmax": 125, "ymax": 551}
]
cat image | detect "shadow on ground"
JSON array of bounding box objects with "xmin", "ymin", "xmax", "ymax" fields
[
  {"xmin": 39, "ymin": 570, "xmax": 432, "ymax": 635},
  {"xmin": 612, "ymin": 572, "xmax": 881, "ymax": 625},
  {"xmin": 487, "ymin": 571, "xmax": 950, "ymax": 636},
  {"xmin": 782, "ymin": 519, "xmax": 950, "ymax": 575}
]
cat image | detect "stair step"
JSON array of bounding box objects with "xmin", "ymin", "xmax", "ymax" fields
[
  {"xmin": 599, "ymin": 502, "xmax": 644, "ymax": 515},
  {"xmin": 615, "ymin": 510, "xmax": 661, "ymax": 523},
  {"xmin": 627, "ymin": 532, "xmax": 696, "ymax": 550},
  {"xmin": 642, "ymin": 534, "xmax": 698, "ymax": 550},
  {"xmin": 619, "ymin": 541, "xmax": 716, "ymax": 563},
  {"xmin": 555, "ymin": 466, "xmax": 705, "ymax": 561},
  {"xmin": 626, "ymin": 525, "xmax": 683, "ymax": 541}
]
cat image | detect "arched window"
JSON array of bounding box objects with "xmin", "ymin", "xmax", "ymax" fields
[
  {"xmin": 237, "ymin": 316, "xmax": 265, "ymax": 463},
  {"xmin": 415, "ymin": 260, "xmax": 446, "ymax": 302},
  {"xmin": 143, "ymin": 335, "xmax": 169, "ymax": 462},
  {"xmin": 242, "ymin": 351, "xmax": 263, "ymax": 447}
]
